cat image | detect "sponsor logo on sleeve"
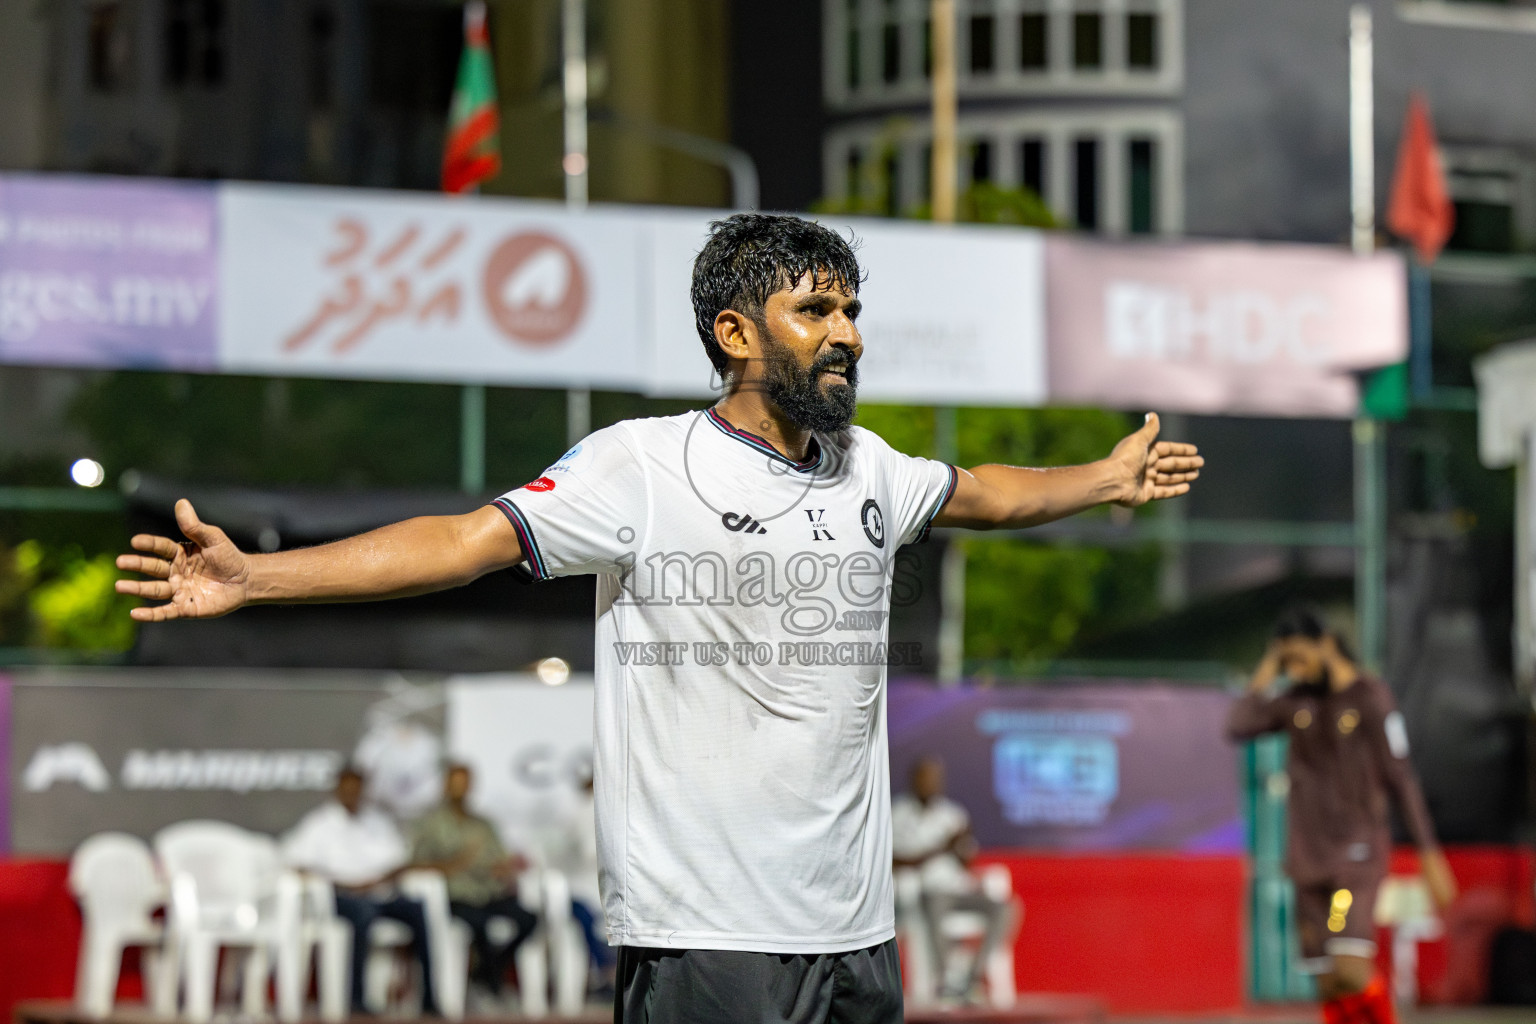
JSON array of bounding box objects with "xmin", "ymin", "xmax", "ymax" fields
[
  {"xmin": 523, "ymin": 477, "xmax": 557, "ymax": 492},
  {"xmin": 860, "ymin": 498, "xmax": 885, "ymax": 548}
]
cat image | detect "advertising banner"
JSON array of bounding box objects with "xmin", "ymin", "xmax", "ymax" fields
[
  {"xmin": 0, "ymin": 174, "xmax": 218, "ymax": 371},
  {"xmin": 1046, "ymin": 236, "xmax": 1408, "ymax": 418},
  {"xmin": 889, "ymin": 681, "xmax": 1242, "ymax": 852},
  {"xmin": 445, "ymin": 675, "xmax": 594, "ymax": 859},
  {"xmin": 218, "ymin": 184, "xmax": 646, "ymax": 388},
  {"xmin": 8, "ymin": 669, "xmax": 432, "ymax": 854},
  {"xmin": 646, "ymin": 213, "xmax": 1049, "ymax": 405}
]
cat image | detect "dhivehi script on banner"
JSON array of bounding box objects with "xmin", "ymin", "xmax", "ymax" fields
[{"xmin": 218, "ymin": 184, "xmax": 647, "ymax": 388}]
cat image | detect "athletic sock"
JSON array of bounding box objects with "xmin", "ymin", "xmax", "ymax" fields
[{"xmin": 1321, "ymin": 977, "xmax": 1396, "ymax": 1024}]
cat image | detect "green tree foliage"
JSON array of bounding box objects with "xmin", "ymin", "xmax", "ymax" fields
[{"xmin": 0, "ymin": 541, "xmax": 136, "ymax": 652}]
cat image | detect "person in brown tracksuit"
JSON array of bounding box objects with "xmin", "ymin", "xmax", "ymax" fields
[{"xmin": 1227, "ymin": 608, "xmax": 1456, "ymax": 1024}]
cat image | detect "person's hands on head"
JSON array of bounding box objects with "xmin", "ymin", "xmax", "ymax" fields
[
  {"xmin": 1111, "ymin": 413, "xmax": 1204, "ymax": 508},
  {"xmin": 1421, "ymin": 847, "xmax": 1458, "ymax": 912},
  {"xmin": 115, "ymin": 499, "xmax": 252, "ymax": 621},
  {"xmin": 1250, "ymin": 642, "xmax": 1284, "ymax": 693}
]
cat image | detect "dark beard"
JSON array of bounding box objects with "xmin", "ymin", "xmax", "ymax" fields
[{"xmin": 758, "ymin": 330, "xmax": 859, "ymax": 433}]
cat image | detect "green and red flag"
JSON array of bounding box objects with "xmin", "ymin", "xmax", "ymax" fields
[{"xmin": 442, "ymin": 1, "xmax": 501, "ymax": 194}]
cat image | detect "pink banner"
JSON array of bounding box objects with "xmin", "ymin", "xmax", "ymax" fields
[{"xmin": 1046, "ymin": 236, "xmax": 1407, "ymax": 418}]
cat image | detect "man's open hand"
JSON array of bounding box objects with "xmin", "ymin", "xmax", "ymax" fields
[
  {"xmin": 1111, "ymin": 412, "xmax": 1204, "ymax": 507},
  {"xmin": 114, "ymin": 499, "xmax": 252, "ymax": 621}
]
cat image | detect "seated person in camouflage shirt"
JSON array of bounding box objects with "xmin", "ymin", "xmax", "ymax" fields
[
  {"xmin": 1227, "ymin": 607, "xmax": 1456, "ymax": 1024},
  {"xmin": 411, "ymin": 763, "xmax": 537, "ymax": 997}
]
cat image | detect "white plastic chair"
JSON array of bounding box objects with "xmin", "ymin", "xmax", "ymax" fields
[
  {"xmin": 326, "ymin": 869, "xmax": 464, "ymax": 1020},
  {"xmin": 155, "ymin": 821, "xmax": 289, "ymax": 1023},
  {"xmin": 897, "ymin": 864, "xmax": 1021, "ymax": 1007},
  {"xmin": 69, "ymin": 832, "xmax": 173, "ymax": 1018},
  {"xmin": 275, "ymin": 875, "xmax": 349, "ymax": 1023},
  {"xmin": 1375, "ymin": 874, "xmax": 1443, "ymax": 1007}
]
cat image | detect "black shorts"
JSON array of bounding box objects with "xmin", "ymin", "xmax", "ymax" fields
[
  {"xmin": 614, "ymin": 940, "xmax": 903, "ymax": 1024},
  {"xmin": 1294, "ymin": 874, "xmax": 1383, "ymax": 970}
]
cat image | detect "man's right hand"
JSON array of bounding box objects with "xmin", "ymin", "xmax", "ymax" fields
[{"xmin": 115, "ymin": 499, "xmax": 252, "ymax": 621}]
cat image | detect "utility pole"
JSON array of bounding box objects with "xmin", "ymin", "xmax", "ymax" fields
[
  {"xmin": 1349, "ymin": 4, "xmax": 1386, "ymax": 672},
  {"xmin": 930, "ymin": 0, "xmax": 958, "ymax": 225},
  {"xmin": 930, "ymin": 0, "xmax": 964, "ymax": 684},
  {"xmin": 562, "ymin": 0, "xmax": 591, "ymax": 447}
]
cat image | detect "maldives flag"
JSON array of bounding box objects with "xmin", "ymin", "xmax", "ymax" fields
[
  {"xmin": 442, "ymin": 1, "xmax": 500, "ymax": 194},
  {"xmin": 1387, "ymin": 93, "xmax": 1455, "ymax": 263}
]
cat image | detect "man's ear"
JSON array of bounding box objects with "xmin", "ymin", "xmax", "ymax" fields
[{"xmin": 714, "ymin": 309, "xmax": 756, "ymax": 363}]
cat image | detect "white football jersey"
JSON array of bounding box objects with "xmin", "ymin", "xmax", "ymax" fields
[{"xmin": 493, "ymin": 409, "xmax": 956, "ymax": 953}]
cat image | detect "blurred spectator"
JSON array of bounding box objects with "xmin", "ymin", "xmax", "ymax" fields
[
  {"xmin": 892, "ymin": 756, "xmax": 1012, "ymax": 1002},
  {"xmin": 549, "ymin": 768, "xmax": 615, "ymax": 994},
  {"xmin": 411, "ymin": 763, "xmax": 536, "ymax": 1000},
  {"xmin": 282, "ymin": 765, "xmax": 438, "ymax": 1016}
]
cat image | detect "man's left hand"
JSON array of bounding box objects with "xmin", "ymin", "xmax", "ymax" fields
[{"xmin": 1111, "ymin": 413, "xmax": 1204, "ymax": 508}]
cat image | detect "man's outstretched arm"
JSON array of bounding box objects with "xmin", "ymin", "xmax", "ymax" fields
[
  {"xmin": 932, "ymin": 412, "xmax": 1203, "ymax": 530},
  {"xmin": 115, "ymin": 498, "xmax": 523, "ymax": 622}
]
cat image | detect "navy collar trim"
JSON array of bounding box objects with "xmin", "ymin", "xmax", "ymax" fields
[{"xmin": 705, "ymin": 408, "xmax": 823, "ymax": 473}]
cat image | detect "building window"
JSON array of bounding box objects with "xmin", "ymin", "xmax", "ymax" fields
[
  {"xmin": 165, "ymin": 0, "xmax": 227, "ymax": 89},
  {"xmin": 1020, "ymin": 137, "xmax": 1047, "ymax": 198},
  {"xmin": 1074, "ymin": 137, "xmax": 1100, "ymax": 229},
  {"xmin": 923, "ymin": 15, "xmax": 933, "ymax": 77},
  {"xmin": 308, "ymin": 3, "xmax": 335, "ymax": 109},
  {"xmin": 1073, "ymin": 11, "xmax": 1103, "ymax": 69},
  {"xmin": 847, "ymin": 147, "xmax": 864, "ymax": 200},
  {"xmin": 1444, "ymin": 148, "xmax": 1530, "ymax": 253},
  {"xmin": 1128, "ymin": 137, "xmax": 1157, "ymax": 233},
  {"xmin": 846, "ymin": 0, "xmax": 862, "ymax": 91},
  {"xmin": 369, "ymin": 2, "xmax": 461, "ymax": 111},
  {"xmin": 972, "ymin": 139, "xmax": 993, "ymax": 183},
  {"xmin": 88, "ymin": 1, "xmax": 134, "ymax": 93},
  {"xmin": 882, "ymin": 0, "xmax": 901, "ymax": 83},
  {"xmin": 1127, "ymin": 12, "xmax": 1158, "ymax": 70},
  {"xmin": 970, "ymin": 13, "xmax": 995, "ymax": 73},
  {"xmin": 885, "ymin": 151, "xmax": 902, "ymax": 214},
  {"xmin": 1019, "ymin": 12, "xmax": 1048, "ymax": 69}
]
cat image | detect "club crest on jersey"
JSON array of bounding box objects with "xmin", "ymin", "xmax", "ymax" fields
[
  {"xmin": 721, "ymin": 511, "xmax": 768, "ymax": 535},
  {"xmin": 806, "ymin": 508, "xmax": 834, "ymax": 541},
  {"xmin": 860, "ymin": 499, "xmax": 885, "ymax": 548}
]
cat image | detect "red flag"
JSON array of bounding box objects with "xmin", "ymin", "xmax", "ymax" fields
[{"xmin": 1387, "ymin": 93, "xmax": 1454, "ymax": 264}]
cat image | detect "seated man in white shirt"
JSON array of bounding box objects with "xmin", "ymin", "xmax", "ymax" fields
[
  {"xmin": 282, "ymin": 765, "xmax": 438, "ymax": 1016},
  {"xmin": 891, "ymin": 756, "xmax": 1014, "ymax": 1002}
]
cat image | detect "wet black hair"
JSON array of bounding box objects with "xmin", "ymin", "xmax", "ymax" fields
[
  {"xmin": 689, "ymin": 213, "xmax": 864, "ymax": 376},
  {"xmin": 1273, "ymin": 605, "xmax": 1356, "ymax": 663}
]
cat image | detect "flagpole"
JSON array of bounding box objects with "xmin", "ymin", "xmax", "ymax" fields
[
  {"xmin": 1349, "ymin": 4, "xmax": 1386, "ymax": 673},
  {"xmin": 561, "ymin": 0, "xmax": 591, "ymax": 445}
]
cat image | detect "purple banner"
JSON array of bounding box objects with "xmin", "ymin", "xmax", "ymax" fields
[
  {"xmin": 0, "ymin": 174, "xmax": 217, "ymax": 371},
  {"xmin": 889, "ymin": 681, "xmax": 1242, "ymax": 853}
]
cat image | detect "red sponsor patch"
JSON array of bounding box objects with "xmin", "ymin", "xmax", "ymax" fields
[{"xmin": 523, "ymin": 477, "xmax": 556, "ymax": 492}]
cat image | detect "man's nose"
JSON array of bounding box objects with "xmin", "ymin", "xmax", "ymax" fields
[{"xmin": 830, "ymin": 312, "xmax": 862, "ymax": 358}]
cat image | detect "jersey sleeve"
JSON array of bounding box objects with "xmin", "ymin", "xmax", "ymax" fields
[
  {"xmin": 1225, "ymin": 690, "xmax": 1289, "ymax": 741},
  {"xmin": 1364, "ymin": 680, "xmax": 1440, "ymax": 849},
  {"xmin": 490, "ymin": 423, "xmax": 648, "ymax": 580},
  {"xmin": 858, "ymin": 427, "xmax": 958, "ymax": 546}
]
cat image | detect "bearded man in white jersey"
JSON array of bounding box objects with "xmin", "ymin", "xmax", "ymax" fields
[{"xmin": 116, "ymin": 213, "xmax": 1202, "ymax": 1023}]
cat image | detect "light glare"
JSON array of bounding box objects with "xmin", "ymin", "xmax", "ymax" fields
[
  {"xmin": 70, "ymin": 458, "xmax": 105, "ymax": 488},
  {"xmin": 536, "ymin": 657, "xmax": 571, "ymax": 686}
]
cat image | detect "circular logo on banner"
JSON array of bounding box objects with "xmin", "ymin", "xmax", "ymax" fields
[{"xmin": 482, "ymin": 232, "xmax": 588, "ymax": 345}]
